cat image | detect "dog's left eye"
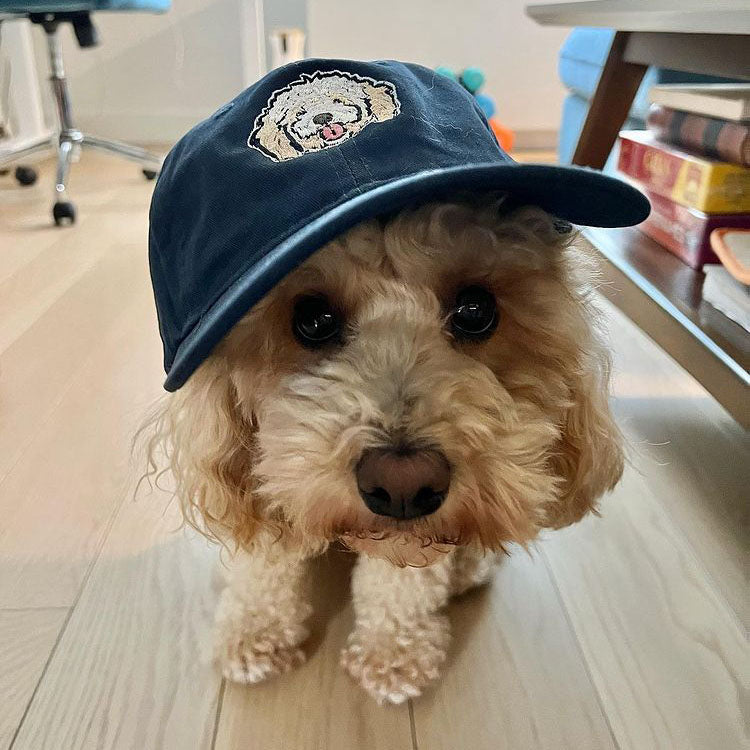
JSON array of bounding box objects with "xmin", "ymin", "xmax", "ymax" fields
[
  {"xmin": 450, "ymin": 286, "xmax": 498, "ymax": 340},
  {"xmin": 293, "ymin": 295, "xmax": 341, "ymax": 348}
]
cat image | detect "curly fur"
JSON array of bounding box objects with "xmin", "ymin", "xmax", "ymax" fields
[{"xmin": 142, "ymin": 199, "xmax": 624, "ymax": 702}]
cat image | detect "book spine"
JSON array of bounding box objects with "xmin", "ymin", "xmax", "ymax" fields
[
  {"xmin": 635, "ymin": 188, "xmax": 750, "ymax": 269},
  {"xmin": 617, "ymin": 133, "xmax": 750, "ymax": 213},
  {"xmin": 647, "ymin": 105, "xmax": 750, "ymax": 167}
]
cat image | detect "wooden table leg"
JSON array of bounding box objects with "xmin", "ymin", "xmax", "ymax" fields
[{"xmin": 572, "ymin": 31, "xmax": 648, "ymax": 169}]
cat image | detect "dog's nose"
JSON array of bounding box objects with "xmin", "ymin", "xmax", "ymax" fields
[
  {"xmin": 356, "ymin": 448, "xmax": 450, "ymax": 520},
  {"xmin": 313, "ymin": 112, "xmax": 333, "ymax": 125}
]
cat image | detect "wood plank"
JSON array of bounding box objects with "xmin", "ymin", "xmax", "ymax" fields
[
  {"xmin": 0, "ymin": 151, "xmax": 156, "ymax": 485},
  {"xmin": 411, "ymin": 550, "xmax": 616, "ymax": 750},
  {"xmin": 0, "ymin": 211, "xmax": 113, "ymax": 352},
  {"xmin": 540, "ymin": 466, "xmax": 749, "ymax": 750},
  {"xmin": 0, "ymin": 260, "xmax": 164, "ymax": 608},
  {"xmin": 10, "ymin": 500, "xmax": 222, "ymax": 750},
  {"xmin": 606, "ymin": 300, "xmax": 750, "ymax": 627},
  {"xmin": 2, "ymin": 166, "xmax": 75, "ymax": 277},
  {"xmin": 572, "ymin": 32, "xmax": 647, "ymax": 170},
  {"xmin": 0, "ymin": 608, "xmax": 67, "ymax": 750},
  {"xmin": 213, "ymin": 552, "xmax": 414, "ymax": 750},
  {"xmin": 0, "ymin": 232, "xmax": 150, "ymax": 486}
]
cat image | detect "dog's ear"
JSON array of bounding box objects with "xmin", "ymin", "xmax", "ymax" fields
[
  {"xmin": 248, "ymin": 115, "xmax": 299, "ymax": 162},
  {"xmin": 544, "ymin": 341, "xmax": 624, "ymax": 529},
  {"xmin": 147, "ymin": 357, "xmax": 265, "ymax": 548},
  {"xmin": 362, "ymin": 81, "xmax": 400, "ymax": 121}
]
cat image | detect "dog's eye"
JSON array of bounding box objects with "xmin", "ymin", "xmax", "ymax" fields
[
  {"xmin": 293, "ymin": 295, "xmax": 341, "ymax": 348},
  {"xmin": 450, "ymin": 286, "xmax": 498, "ymax": 340}
]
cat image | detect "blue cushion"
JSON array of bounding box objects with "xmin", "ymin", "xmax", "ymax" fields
[
  {"xmin": 558, "ymin": 93, "xmax": 642, "ymax": 170},
  {"xmin": 559, "ymin": 28, "xmax": 659, "ymax": 116},
  {"xmin": 0, "ymin": 0, "xmax": 169, "ymax": 12},
  {"xmin": 559, "ymin": 27, "xmax": 739, "ymax": 120},
  {"xmin": 559, "ymin": 28, "xmax": 615, "ymax": 73}
]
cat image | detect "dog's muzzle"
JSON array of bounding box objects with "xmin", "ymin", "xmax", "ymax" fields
[
  {"xmin": 313, "ymin": 112, "xmax": 346, "ymax": 142},
  {"xmin": 356, "ymin": 448, "xmax": 450, "ymax": 520}
]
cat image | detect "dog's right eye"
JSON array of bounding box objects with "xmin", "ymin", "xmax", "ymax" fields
[{"xmin": 292, "ymin": 295, "xmax": 341, "ymax": 348}]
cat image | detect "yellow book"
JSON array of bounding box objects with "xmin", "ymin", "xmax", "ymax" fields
[{"xmin": 618, "ymin": 130, "xmax": 750, "ymax": 214}]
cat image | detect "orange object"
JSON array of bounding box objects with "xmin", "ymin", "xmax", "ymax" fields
[
  {"xmin": 488, "ymin": 117, "xmax": 514, "ymax": 153},
  {"xmin": 710, "ymin": 228, "xmax": 750, "ymax": 284}
]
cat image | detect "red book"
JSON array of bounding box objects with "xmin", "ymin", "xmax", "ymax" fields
[
  {"xmin": 617, "ymin": 131, "xmax": 750, "ymax": 214},
  {"xmin": 635, "ymin": 188, "xmax": 750, "ymax": 269},
  {"xmin": 648, "ymin": 105, "xmax": 750, "ymax": 167}
]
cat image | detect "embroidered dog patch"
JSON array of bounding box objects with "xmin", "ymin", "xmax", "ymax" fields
[{"xmin": 248, "ymin": 70, "xmax": 401, "ymax": 162}]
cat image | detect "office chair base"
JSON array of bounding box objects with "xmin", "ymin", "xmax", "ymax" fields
[
  {"xmin": 1, "ymin": 16, "xmax": 164, "ymax": 225},
  {"xmin": 0, "ymin": 134, "xmax": 162, "ymax": 226},
  {"xmin": 53, "ymin": 200, "xmax": 76, "ymax": 226},
  {"xmin": 15, "ymin": 166, "xmax": 39, "ymax": 186},
  {"xmin": 0, "ymin": 164, "xmax": 39, "ymax": 186}
]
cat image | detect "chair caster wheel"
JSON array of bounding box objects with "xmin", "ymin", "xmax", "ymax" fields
[
  {"xmin": 15, "ymin": 166, "xmax": 38, "ymax": 186},
  {"xmin": 142, "ymin": 169, "xmax": 158, "ymax": 181},
  {"xmin": 53, "ymin": 201, "xmax": 76, "ymax": 226}
]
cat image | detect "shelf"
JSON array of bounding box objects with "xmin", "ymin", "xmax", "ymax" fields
[
  {"xmin": 584, "ymin": 226, "xmax": 749, "ymax": 427},
  {"xmin": 526, "ymin": 1, "xmax": 750, "ymax": 35}
]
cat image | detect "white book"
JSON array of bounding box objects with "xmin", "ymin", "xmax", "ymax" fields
[
  {"xmin": 702, "ymin": 265, "xmax": 750, "ymax": 332},
  {"xmin": 649, "ymin": 84, "xmax": 750, "ymax": 122}
]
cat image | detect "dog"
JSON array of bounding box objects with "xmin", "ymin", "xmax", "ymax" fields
[
  {"xmin": 145, "ymin": 197, "xmax": 624, "ymax": 704},
  {"xmin": 248, "ymin": 70, "xmax": 400, "ymax": 162}
]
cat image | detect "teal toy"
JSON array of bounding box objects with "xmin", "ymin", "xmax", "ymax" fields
[
  {"xmin": 435, "ymin": 65, "xmax": 515, "ymax": 152},
  {"xmin": 434, "ymin": 65, "xmax": 458, "ymax": 82},
  {"xmin": 459, "ymin": 66, "xmax": 485, "ymax": 94}
]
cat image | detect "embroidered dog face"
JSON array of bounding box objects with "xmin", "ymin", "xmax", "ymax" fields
[{"xmin": 248, "ymin": 70, "xmax": 401, "ymax": 162}]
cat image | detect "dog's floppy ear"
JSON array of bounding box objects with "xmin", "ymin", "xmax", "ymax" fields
[
  {"xmin": 491, "ymin": 207, "xmax": 624, "ymax": 529},
  {"xmin": 146, "ymin": 357, "xmax": 264, "ymax": 548},
  {"xmin": 248, "ymin": 114, "xmax": 299, "ymax": 162},
  {"xmin": 544, "ymin": 343, "xmax": 624, "ymax": 529},
  {"xmin": 362, "ymin": 81, "xmax": 400, "ymax": 121}
]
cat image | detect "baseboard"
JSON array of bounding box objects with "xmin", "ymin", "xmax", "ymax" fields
[{"xmin": 512, "ymin": 129, "xmax": 558, "ymax": 150}]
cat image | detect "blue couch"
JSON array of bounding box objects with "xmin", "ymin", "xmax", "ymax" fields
[{"xmin": 558, "ymin": 28, "xmax": 735, "ymax": 170}]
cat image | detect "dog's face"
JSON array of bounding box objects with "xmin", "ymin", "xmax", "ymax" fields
[
  {"xmin": 248, "ymin": 71, "xmax": 400, "ymax": 162},
  {"xmin": 160, "ymin": 202, "xmax": 623, "ymax": 565}
]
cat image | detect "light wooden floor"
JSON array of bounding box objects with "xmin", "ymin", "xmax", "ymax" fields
[{"xmin": 1, "ymin": 154, "xmax": 748, "ymax": 750}]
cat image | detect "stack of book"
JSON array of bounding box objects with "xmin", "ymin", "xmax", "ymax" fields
[{"xmin": 617, "ymin": 84, "xmax": 750, "ymax": 270}]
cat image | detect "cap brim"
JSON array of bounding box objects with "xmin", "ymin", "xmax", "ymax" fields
[{"xmin": 164, "ymin": 162, "xmax": 649, "ymax": 391}]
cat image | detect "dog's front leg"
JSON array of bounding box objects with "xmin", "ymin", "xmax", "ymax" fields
[
  {"xmin": 341, "ymin": 552, "xmax": 454, "ymax": 704},
  {"xmin": 215, "ymin": 541, "xmax": 313, "ymax": 685}
]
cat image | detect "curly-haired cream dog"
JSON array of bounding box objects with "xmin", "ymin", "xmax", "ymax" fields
[{"xmin": 147, "ymin": 199, "xmax": 623, "ymax": 704}]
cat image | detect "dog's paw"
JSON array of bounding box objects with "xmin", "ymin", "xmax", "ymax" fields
[
  {"xmin": 216, "ymin": 624, "xmax": 307, "ymax": 685},
  {"xmin": 340, "ymin": 616, "xmax": 450, "ymax": 704}
]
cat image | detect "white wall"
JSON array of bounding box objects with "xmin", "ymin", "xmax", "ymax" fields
[
  {"xmin": 307, "ymin": 0, "xmax": 570, "ymax": 146},
  {"xmin": 27, "ymin": 0, "xmax": 569, "ymax": 146},
  {"xmin": 33, "ymin": 0, "xmax": 264, "ymax": 143}
]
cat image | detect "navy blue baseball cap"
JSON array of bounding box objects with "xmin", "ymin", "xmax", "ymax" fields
[{"xmin": 149, "ymin": 58, "xmax": 649, "ymax": 391}]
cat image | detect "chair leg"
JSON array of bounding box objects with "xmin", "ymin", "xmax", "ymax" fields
[
  {"xmin": 52, "ymin": 138, "xmax": 78, "ymax": 225},
  {"xmin": 37, "ymin": 17, "xmax": 164, "ymax": 225},
  {"xmin": 0, "ymin": 134, "xmax": 55, "ymax": 170},
  {"xmin": 82, "ymin": 134, "xmax": 162, "ymax": 172},
  {"xmin": 55, "ymin": 138, "xmax": 75, "ymax": 197}
]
